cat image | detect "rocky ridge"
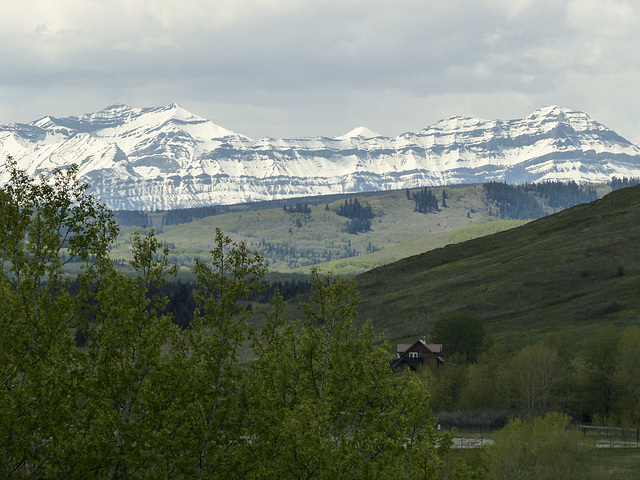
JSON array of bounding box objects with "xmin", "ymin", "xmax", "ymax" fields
[{"xmin": 1, "ymin": 104, "xmax": 639, "ymax": 210}]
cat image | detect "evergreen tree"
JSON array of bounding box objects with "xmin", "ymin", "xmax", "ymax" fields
[
  {"xmin": 611, "ymin": 176, "xmax": 640, "ymax": 191},
  {"xmin": 412, "ymin": 187, "xmax": 439, "ymax": 214},
  {"xmin": 336, "ymin": 198, "xmax": 374, "ymax": 233},
  {"xmin": 483, "ymin": 181, "xmax": 597, "ymax": 220}
]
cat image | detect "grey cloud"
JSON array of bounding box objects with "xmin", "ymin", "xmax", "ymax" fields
[{"xmin": 1, "ymin": 1, "xmax": 640, "ymax": 141}]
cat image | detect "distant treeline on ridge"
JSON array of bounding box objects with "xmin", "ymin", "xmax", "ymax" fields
[
  {"xmin": 113, "ymin": 179, "xmax": 632, "ymax": 227},
  {"xmin": 483, "ymin": 180, "xmax": 599, "ymax": 220}
]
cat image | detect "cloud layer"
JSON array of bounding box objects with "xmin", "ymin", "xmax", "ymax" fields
[{"xmin": 2, "ymin": 0, "xmax": 640, "ymax": 141}]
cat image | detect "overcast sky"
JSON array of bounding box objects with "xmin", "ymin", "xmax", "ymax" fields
[{"xmin": 2, "ymin": 0, "xmax": 640, "ymax": 142}]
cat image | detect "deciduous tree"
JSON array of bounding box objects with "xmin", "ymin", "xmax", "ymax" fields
[
  {"xmin": 431, "ymin": 311, "xmax": 486, "ymax": 363},
  {"xmin": 0, "ymin": 158, "xmax": 117, "ymax": 477},
  {"xmin": 0, "ymin": 161, "xmax": 453, "ymax": 478},
  {"xmin": 486, "ymin": 413, "xmax": 593, "ymax": 480},
  {"xmin": 244, "ymin": 268, "xmax": 451, "ymax": 478}
]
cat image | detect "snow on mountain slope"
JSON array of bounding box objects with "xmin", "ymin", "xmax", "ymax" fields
[
  {"xmin": 1, "ymin": 104, "xmax": 640, "ymax": 210},
  {"xmin": 336, "ymin": 126, "xmax": 382, "ymax": 139}
]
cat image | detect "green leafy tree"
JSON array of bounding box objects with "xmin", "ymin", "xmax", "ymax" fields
[
  {"xmin": 76, "ymin": 231, "xmax": 179, "ymax": 479},
  {"xmin": 457, "ymin": 344, "xmax": 512, "ymax": 411},
  {"xmin": 243, "ymin": 268, "xmax": 452, "ymax": 478},
  {"xmin": 431, "ymin": 311, "xmax": 486, "ymax": 363},
  {"xmin": 611, "ymin": 326, "xmax": 640, "ymax": 425},
  {"xmin": 505, "ymin": 343, "xmax": 565, "ymax": 416},
  {"xmin": 170, "ymin": 228, "xmax": 274, "ymax": 478},
  {"xmin": 486, "ymin": 413, "xmax": 594, "ymax": 480},
  {"xmin": 0, "ymin": 158, "xmax": 118, "ymax": 477},
  {"xmin": 419, "ymin": 362, "xmax": 469, "ymax": 412},
  {"xmin": 580, "ymin": 326, "xmax": 621, "ymax": 422},
  {"xmin": 1, "ymin": 160, "xmax": 455, "ymax": 478}
]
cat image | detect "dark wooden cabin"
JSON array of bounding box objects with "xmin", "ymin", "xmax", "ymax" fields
[{"xmin": 390, "ymin": 340, "xmax": 443, "ymax": 372}]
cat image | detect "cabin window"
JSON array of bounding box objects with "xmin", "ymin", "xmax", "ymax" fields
[{"xmin": 409, "ymin": 352, "xmax": 418, "ymax": 359}]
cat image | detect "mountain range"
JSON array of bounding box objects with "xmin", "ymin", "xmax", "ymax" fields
[{"xmin": 1, "ymin": 103, "xmax": 640, "ymax": 211}]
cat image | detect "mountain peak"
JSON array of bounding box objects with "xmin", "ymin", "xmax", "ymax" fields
[
  {"xmin": 3, "ymin": 104, "xmax": 640, "ymax": 210},
  {"xmin": 163, "ymin": 103, "xmax": 202, "ymax": 122},
  {"xmin": 336, "ymin": 126, "xmax": 382, "ymax": 140},
  {"xmin": 98, "ymin": 104, "xmax": 134, "ymax": 115},
  {"xmin": 103, "ymin": 103, "xmax": 130, "ymax": 110},
  {"xmin": 92, "ymin": 103, "xmax": 198, "ymax": 122},
  {"xmin": 528, "ymin": 105, "xmax": 582, "ymax": 119},
  {"xmin": 33, "ymin": 115, "xmax": 56, "ymax": 128},
  {"xmin": 425, "ymin": 115, "xmax": 489, "ymax": 133}
]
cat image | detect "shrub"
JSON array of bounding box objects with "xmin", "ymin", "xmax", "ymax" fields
[{"xmin": 485, "ymin": 413, "xmax": 594, "ymax": 480}]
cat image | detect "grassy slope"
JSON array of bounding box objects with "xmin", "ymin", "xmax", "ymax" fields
[
  {"xmin": 108, "ymin": 183, "xmax": 634, "ymax": 349},
  {"xmin": 110, "ymin": 185, "xmax": 527, "ymax": 275},
  {"xmin": 355, "ymin": 185, "xmax": 640, "ymax": 350}
]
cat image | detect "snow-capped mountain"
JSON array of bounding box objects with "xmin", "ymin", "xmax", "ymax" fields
[{"xmin": 2, "ymin": 103, "xmax": 640, "ymax": 211}]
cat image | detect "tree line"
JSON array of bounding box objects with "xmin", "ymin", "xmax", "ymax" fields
[
  {"xmin": 253, "ymin": 238, "xmax": 359, "ymax": 268},
  {"xmin": 610, "ymin": 176, "xmax": 640, "ymax": 191},
  {"xmin": 113, "ymin": 205, "xmax": 232, "ymax": 227},
  {"xmin": 483, "ymin": 180, "xmax": 598, "ymax": 219},
  {"xmin": 425, "ymin": 312, "xmax": 640, "ymax": 428}
]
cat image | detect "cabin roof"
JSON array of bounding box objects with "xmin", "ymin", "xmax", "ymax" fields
[{"xmin": 397, "ymin": 340, "xmax": 442, "ymax": 355}]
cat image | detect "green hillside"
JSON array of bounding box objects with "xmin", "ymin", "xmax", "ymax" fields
[
  {"xmin": 355, "ymin": 184, "xmax": 640, "ymax": 350},
  {"xmin": 110, "ymin": 182, "xmax": 606, "ymax": 276},
  {"xmin": 110, "ymin": 185, "xmax": 503, "ymax": 273}
]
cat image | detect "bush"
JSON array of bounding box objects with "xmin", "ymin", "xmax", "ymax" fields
[{"xmin": 485, "ymin": 413, "xmax": 594, "ymax": 480}]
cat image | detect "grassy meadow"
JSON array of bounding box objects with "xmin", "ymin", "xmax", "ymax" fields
[{"xmin": 109, "ymin": 185, "xmax": 528, "ymax": 276}]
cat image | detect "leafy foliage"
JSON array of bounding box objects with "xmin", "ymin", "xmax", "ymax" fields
[
  {"xmin": 486, "ymin": 413, "xmax": 594, "ymax": 480},
  {"xmin": 431, "ymin": 311, "xmax": 486, "ymax": 363},
  {"xmin": 504, "ymin": 343, "xmax": 565, "ymax": 416},
  {"xmin": 409, "ymin": 326, "xmax": 640, "ymax": 432},
  {"xmin": 0, "ymin": 161, "xmax": 452, "ymax": 478},
  {"xmin": 0, "ymin": 157, "xmax": 119, "ymax": 477},
  {"xmin": 243, "ymin": 267, "xmax": 451, "ymax": 478}
]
